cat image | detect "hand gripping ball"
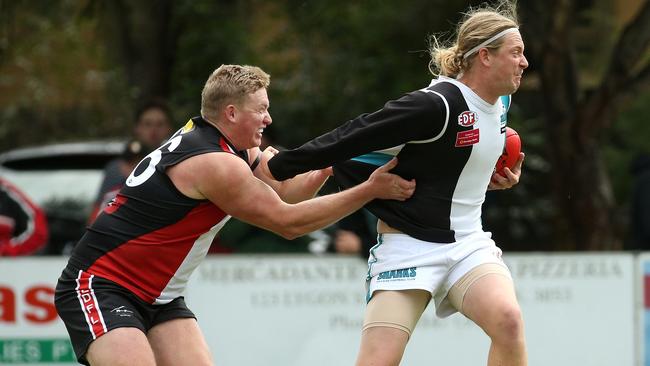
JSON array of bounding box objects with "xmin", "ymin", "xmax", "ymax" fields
[{"xmin": 495, "ymin": 127, "xmax": 521, "ymax": 176}]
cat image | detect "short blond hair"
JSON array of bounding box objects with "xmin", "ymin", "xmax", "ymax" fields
[
  {"xmin": 201, "ymin": 64, "xmax": 270, "ymax": 120},
  {"xmin": 428, "ymin": 1, "xmax": 519, "ymax": 78}
]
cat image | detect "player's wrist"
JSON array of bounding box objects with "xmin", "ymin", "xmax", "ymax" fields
[{"xmin": 356, "ymin": 180, "xmax": 379, "ymax": 201}]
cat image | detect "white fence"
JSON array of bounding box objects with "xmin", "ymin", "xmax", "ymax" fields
[{"xmin": 0, "ymin": 253, "xmax": 646, "ymax": 365}]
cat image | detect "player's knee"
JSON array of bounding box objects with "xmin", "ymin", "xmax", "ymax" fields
[
  {"xmin": 490, "ymin": 305, "xmax": 525, "ymax": 343},
  {"xmin": 356, "ymin": 326, "xmax": 407, "ymax": 366}
]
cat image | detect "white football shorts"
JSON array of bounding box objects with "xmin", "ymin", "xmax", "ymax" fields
[{"xmin": 365, "ymin": 231, "xmax": 511, "ymax": 318}]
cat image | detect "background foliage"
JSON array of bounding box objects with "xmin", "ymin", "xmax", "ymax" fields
[{"xmin": 0, "ymin": 0, "xmax": 648, "ymax": 251}]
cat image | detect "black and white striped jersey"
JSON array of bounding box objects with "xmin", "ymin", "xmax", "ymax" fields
[{"xmin": 268, "ymin": 78, "xmax": 510, "ymax": 243}]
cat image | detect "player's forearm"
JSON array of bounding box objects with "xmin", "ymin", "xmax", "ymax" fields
[
  {"xmin": 275, "ymin": 181, "xmax": 375, "ymax": 239},
  {"xmin": 275, "ymin": 170, "xmax": 330, "ymax": 204}
]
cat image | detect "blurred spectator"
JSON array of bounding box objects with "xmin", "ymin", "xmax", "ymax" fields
[
  {"xmin": 87, "ymin": 139, "xmax": 151, "ymax": 221},
  {"xmin": 0, "ymin": 176, "xmax": 49, "ymax": 255},
  {"xmin": 132, "ymin": 98, "xmax": 175, "ymax": 150},
  {"xmin": 328, "ymin": 209, "xmax": 377, "ymax": 257},
  {"xmin": 629, "ymin": 152, "xmax": 650, "ymax": 250},
  {"xmin": 313, "ymin": 179, "xmax": 377, "ymax": 257},
  {"xmin": 88, "ymin": 99, "xmax": 173, "ymax": 222}
]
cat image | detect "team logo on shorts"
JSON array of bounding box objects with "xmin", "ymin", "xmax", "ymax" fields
[
  {"xmin": 458, "ymin": 111, "xmax": 478, "ymax": 127},
  {"xmin": 110, "ymin": 306, "xmax": 134, "ymax": 317},
  {"xmin": 377, "ymin": 267, "xmax": 417, "ymax": 281}
]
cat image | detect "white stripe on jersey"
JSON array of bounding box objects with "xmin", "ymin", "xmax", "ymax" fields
[
  {"xmin": 155, "ymin": 216, "xmax": 232, "ymax": 304},
  {"xmin": 409, "ymin": 89, "xmax": 450, "ymax": 144},
  {"xmin": 444, "ymin": 78, "xmax": 505, "ymax": 239}
]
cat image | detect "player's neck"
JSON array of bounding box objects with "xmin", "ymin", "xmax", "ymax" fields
[
  {"xmin": 458, "ymin": 73, "xmax": 499, "ymax": 104},
  {"xmin": 203, "ymin": 116, "xmax": 239, "ymax": 148}
]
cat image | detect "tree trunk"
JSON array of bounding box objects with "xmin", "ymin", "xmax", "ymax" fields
[
  {"xmin": 92, "ymin": 0, "xmax": 176, "ymax": 103},
  {"xmin": 520, "ymin": 0, "xmax": 650, "ymax": 250},
  {"xmin": 549, "ymin": 116, "xmax": 618, "ymax": 250}
]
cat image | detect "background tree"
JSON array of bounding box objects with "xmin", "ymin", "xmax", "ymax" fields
[
  {"xmin": 0, "ymin": 0, "xmax": 131, "ymax": 148},
  {"xmin": 1, "ymin": 0, "xmax": 649, "ymax": 251},
  {"xmin": 84, "ymin": 0, "xmax": 177, "ymax": 104},
  {"xmin": 518, "ymin": 0, "xmax": 650, "ymax": 250}
]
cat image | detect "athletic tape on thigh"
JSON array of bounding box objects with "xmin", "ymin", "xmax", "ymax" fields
[
  {"xmin": 447, "ymin": 263, "xmax": 511, "ymax": 313},
  {"xmin": 362, "ymin": 290, "xmax": 431, "ymax": 338}
]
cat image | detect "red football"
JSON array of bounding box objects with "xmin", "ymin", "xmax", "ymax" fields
[{"xmin": 495, "ymin": 127, "xmax": 521, "ymax": 176}]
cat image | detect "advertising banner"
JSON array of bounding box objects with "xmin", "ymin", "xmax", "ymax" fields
[
  {"xmin": 0, "ymin": 253, "xmax": 638, "ymax": 365},
  {"xmin": 187, "ymin": 253, "xmax": 636, "ymax": 366},
  {"xmin": 637, "ymin": 253, "xmax": 650, "ymax": 366},
  {"xmin": 0, "ymin": 258, "xmax": 75, "ymax": 365}
]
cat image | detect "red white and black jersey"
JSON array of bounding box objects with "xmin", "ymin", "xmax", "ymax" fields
[
  {"xmin": 61, "ymin": 116, "xmax": 248, "ymax": 305},
  {"xmin": 268, "ymin": 78, "xmax": 511, "ymax": 243}
]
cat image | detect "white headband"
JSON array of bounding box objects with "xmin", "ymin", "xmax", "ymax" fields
[{"xmin": 463, "ymin": 27, "xmax": 519, "ymax": 59}]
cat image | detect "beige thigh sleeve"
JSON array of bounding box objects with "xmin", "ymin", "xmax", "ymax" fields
[
  {"xmin": 447, "ymin": 263, "xmax": 511, "ymax": 314},
  {"xmin": 362, "ymin": 290, "xmax": 431, "ymax": 338}
]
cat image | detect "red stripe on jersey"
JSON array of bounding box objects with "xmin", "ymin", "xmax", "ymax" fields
[
  {"xmin": 87, "ymin": 202, "xmax": 226, "ymax": 303},
  {"xmin": 219, "ymin": 137, "xmax": 235, "ymax": 154},
  {"xmin": 75, "ymin": 271, "xmax": 106, "ymax": 339}
]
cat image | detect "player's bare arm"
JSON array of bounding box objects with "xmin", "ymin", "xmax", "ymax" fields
[
  {"xmin": 168, "ymin": 153, "xmax": 414, "ymax": 239},
  {"xmin": 249, "ymin": 146, "xmax": 333, "ymax": 203}
]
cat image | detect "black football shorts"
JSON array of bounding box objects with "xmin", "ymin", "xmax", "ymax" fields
[{"xmin": 54, "ymin": 268, "xmax": 196, "ymax": 365}]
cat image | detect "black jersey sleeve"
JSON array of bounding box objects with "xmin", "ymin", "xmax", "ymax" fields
[{"xmin": 268, "ymin": 89, "xmax": 447, "ymax": 180}]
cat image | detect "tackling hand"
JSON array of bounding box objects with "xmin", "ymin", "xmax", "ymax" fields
[{"xmin": 367, "ymin": 158, "xmax": 416, "ymax": 201}]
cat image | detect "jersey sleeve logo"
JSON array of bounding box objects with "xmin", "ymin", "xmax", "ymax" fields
[{"xmin": 458, "ymin": 111, "xmax": 478, "ymax": 127}]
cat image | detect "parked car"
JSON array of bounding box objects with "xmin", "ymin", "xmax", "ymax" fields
[{"xmin": 0, "ymin": 140, "xmax": 125, "ymax": 254}]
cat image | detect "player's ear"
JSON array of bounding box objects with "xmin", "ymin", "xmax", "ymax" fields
[
  {"xmin": 224, "ymin": 104, "xmax": 237, "ymax": 123},
  {"xmin": 478, "ymin": 48, "xmax": 491, "ymax": 66}
]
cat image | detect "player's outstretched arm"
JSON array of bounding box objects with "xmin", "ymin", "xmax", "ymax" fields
[{"xmin": 170, "ymin": 153, "xmax": 414, "ymax": 239}]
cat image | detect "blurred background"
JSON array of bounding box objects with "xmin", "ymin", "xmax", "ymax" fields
[
  {"xmin": 2, "ymin": 1, "xmax": 650, "ymax": 365},
  {"xmin": 0, "ymin": 0, "xmax": 649, "ymax": 255}
]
